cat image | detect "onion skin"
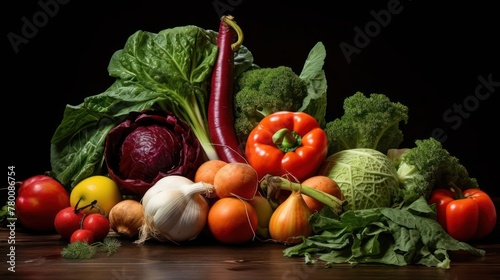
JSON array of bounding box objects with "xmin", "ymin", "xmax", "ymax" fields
[
  {"xmin": 268, "ymin": 191, "xmax": 312, "ymax": 245},
  {"xmin": 108, "ymin": 199, "xmax": 145, "ymax": 239}
]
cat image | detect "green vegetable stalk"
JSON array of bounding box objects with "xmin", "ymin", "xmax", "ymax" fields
[{"xmin": 260, "ymin": 175, "xmax": 346, "ymax": 216}]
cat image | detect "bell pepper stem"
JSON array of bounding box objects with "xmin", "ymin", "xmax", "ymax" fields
[
  {"xmin": 261, "ymin": 175, "xmax": 346, "ymax": 216},
  {"xmin": 449, "ymin": 182, "xmax": 464, "ymax": 199},
  {"xmin": 272, "ymin": 128, "xmax": 301, "ymax": 152}
]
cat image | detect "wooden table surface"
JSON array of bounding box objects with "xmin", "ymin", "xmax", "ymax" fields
[{"xmin": 2, "ymin": 200, "xmax": 499, "ymax": 280}]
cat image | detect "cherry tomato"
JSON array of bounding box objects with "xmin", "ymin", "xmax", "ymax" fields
[
  {"xmin": 70, "ymin": 229, "xmax": 95, "ymax": 244},
  {"xmin": 54, "ymin": 206, "xmax": 85, "ymax": 240},
  {"xmin": 207, "ymin": 197, "xmax": 258, "ymax": 244},
  {"xmin": 82, "ymin": 213, "xmax": 110, "ymax": 241},
  {"xmin": 15, "ymin": 175, "xmax": 70, "ymax": 232}
]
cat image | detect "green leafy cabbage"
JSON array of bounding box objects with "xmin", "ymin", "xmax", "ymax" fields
[{"xmin": 318, "ymin": 148, "xmax": 400, "ymax": 210}]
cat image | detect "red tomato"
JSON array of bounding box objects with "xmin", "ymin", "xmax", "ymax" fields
[
  {"xmin": 207, "ymin": 197, "xmax": 258, "ymax": 244},
  {"xmin": 54, "ymin": 206, "xmax": 85, "ymax": 240},
  {"xmin": 15, "ymin": 175, "xmax": 70, "ymax": 232},
  {"xmin": 82, "ymin": 213, "xmax": 110, "ymax": 241},
  {"xmin": 70, "ymin": 229, "xmax": 95, "ymax": 244}
]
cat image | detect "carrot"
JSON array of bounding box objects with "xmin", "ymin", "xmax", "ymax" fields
[
  {"xmin": 208, "ymin": 15, "xmax": 246, "ymax": 163},
  {"xmin": 300, "ymin": 176, "xmax": 343, "ymax": 213},
  {"xmin": 213, "ymin": 162, "xmax": 258, "ymax": 200}
]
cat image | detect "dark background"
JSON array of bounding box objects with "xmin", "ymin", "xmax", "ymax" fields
[{"xmin": 4, "ymin": 1, "xmax": 498, "ymax": 197}]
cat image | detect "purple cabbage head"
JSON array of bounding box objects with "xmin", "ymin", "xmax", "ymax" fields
[{"xmin": 105, "ymin": 110, "xmax": 205, "ymax": 197}]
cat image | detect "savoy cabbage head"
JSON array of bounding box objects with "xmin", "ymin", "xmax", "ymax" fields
[{"xmin": 318, "ymin": 148, "xmax": 400, "ymax": 210}]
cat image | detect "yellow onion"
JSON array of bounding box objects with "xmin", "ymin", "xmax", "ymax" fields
[
  {"xmin": 268, "ymin": 190, "xmax": 312, "ymax": 245},
  {"xmin": 108, "ymin": 199, "xmax": 145, "ymax": 239}
]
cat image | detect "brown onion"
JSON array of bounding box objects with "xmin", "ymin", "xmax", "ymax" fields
[{"xmin": 108, "ymin": 199, "xmax": 145, "ymax": 239}]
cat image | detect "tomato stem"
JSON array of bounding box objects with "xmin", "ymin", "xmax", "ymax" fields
[{"xmin": 74, "ymin": 199, "xmax": 98, "ymax": 213}]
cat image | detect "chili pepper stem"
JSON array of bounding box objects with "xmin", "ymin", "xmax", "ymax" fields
[
  {"xmin": 221, "ymin": 15, "xmax": 243, "ymax": 51},
  {"xmin": 261, "ymin": 175, "xmax": 346, "ymax": 215}
]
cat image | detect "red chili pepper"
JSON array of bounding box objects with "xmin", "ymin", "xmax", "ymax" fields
[
  {"xmin": 208, "ymin": 15, "xmax": 246, "ymax": 163},
  {"xmin": 428, "ymin": 183, "xmax": 497, "ymax": 242},
  {"xmin": 245, "ymin": 111, "xmax": 328, "ymax": 181}
]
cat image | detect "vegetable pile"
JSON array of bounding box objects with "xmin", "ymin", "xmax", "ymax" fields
[{"xmin": 6, "ymin": 14, "xmax": 496, "ymax": 270}]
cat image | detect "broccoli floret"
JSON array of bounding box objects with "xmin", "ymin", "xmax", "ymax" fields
[
  {"xmin": 394, "ymin": 137, "xmax": 479, "ymax": 202},
  {"xmin": 324, "ymin": 92, "xmax": 409, "ymax": 155},
  {"xmin": 234, "ymin": 66, "xmax": 308, "ymax": 145}
]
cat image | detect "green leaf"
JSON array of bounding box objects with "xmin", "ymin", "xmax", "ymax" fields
[
  {"xmin": 50, "ymin": 80, "xmax": 165, "ymax": 188},
  {"xmin": 299, "ymin": 41, "xmax": 328, "ymax": 127}
]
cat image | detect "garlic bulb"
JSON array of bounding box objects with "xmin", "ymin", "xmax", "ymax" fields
[{"xmin": 136, "ymin": 175, "xmax": 215, "ymax": 244}]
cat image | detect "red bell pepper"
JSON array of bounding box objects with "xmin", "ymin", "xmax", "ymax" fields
[
  {"xmin": 245, "ymin": 111, "xmax": 328, "ymax": 182},
  {"xmin": 428, "ymin": 183, "xmax": 497, "ymax": 242}
]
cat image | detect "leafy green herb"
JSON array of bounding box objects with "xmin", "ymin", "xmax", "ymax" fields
[
  {"xmin": 283, "ymin": 197, "xmax": 485, "ymax": 269},
  {"xmin": 99, "ymin": 237, "xmax": 121, "ymax": 256},
  {"xmin": 61, "ymin": 237, "xmax": 121, "ymax": 260},
  {"xmin": 61, "ymin": 241, "xmax": 98, "ymax": 259}
]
